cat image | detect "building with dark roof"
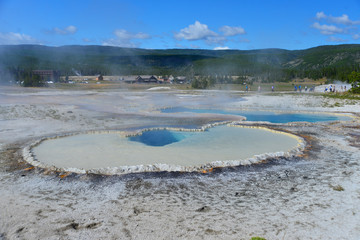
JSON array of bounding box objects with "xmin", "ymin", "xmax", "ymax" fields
[{"xmin": 32, "ymin": 70, "xmax": 60, "ymax": 81}]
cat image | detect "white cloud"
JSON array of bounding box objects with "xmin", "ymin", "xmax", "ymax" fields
[
  {"xmin": 352, "ymin": 34, "xmax": 360, "ymax": 40},
  {"xmin": 0, "ymin": 32, "xmax": 42, "ymax": 45},
  {"xmin": 113, "ymin": 29, "xmax": 150, "ymax": 40},
  {"xmin": 214, "ymin": 46, "xmax": 230, "ymax": 50},
  {"xmin": 329, "ymin": 14, "xmax": 360, "ymax": 25},
  {"xmin": 65, "ymin": 25, "xmax": 77, "ymax": 34},
  {"xmin": 174, "ymin": 21, "xmax": 217, "ymax": 41},
  {"xmin": 219, "ymin": 26, "xmax": 246, "ymax": 36},
  {"xmin": 190, "ymin": 44, "xmax": 201, "ymax": 49},
  {"xmin": 315, "ymin": 12, "xmax": 360, "ymax": 25},
  {"xmin": 327, "ymin": 36, "xmax": 348, "ymax": 42},
  {"xmin": 205, "ymin": 35, "xmax": 227, "ymax": 45},
  {"xmin": 312, "ymin": 12, "xmax": 360, "ymax": 41},
  {"xmin": 175, "ymin": 21, "xmax": 250, "ymax": 48},
  {"xmin": 316, "ymin": 11, "xmax": 327, "ymax": 20},
  {"xmin": 312, "ymin": 22, "xmax": 344, "ymax": 35},
  {"xmin": 51, "ymin": 25, "xmax": 77, "ymax": 35},
  {"xmin": 102, "ymin": 38, "xmax": 136, "ymax": 48},
  {"xmin": 102, "ymin": 29, "xmax": 151, "ymax": 47},
  {"xmin": 82, "ymin": 38, "xmax": 92, "ymax": 43}
]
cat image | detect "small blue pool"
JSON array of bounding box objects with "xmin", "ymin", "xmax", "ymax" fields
[
  {"xmin": 161, "ymin": 107, "xmax": 350, "ymax": 123},
  {"xmin": 129, "ymin": 129, "xmax": 188, "ymax": 146},
  {"xmin": 31, "ymin": 125, "xmax": 302, "ymax": 171}
]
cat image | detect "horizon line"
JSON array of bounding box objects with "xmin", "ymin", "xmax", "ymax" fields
[{"xmin": 1, "ymin": 43, "xmax": 359, "ymax": 52}]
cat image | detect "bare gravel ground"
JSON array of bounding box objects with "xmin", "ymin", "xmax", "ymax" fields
[{"xmin": 0, "ymin": 86, "xmax": 360, "ymax": 240}]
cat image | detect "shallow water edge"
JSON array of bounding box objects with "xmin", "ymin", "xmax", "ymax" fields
[{"xmin": 23, "ymin": 122, "xmax": 306, "ymax": 176}]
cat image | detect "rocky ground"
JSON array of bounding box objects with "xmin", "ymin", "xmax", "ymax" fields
[{"xmin": 0, "ymin": 86, "xmax": 359, "ymax": 240}]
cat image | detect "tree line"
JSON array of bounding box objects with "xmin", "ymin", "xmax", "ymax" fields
[{"xmin": 1, "ymin": 44, "xmax": 360, "ymax": 87}]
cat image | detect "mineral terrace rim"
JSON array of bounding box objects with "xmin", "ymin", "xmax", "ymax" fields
[{"xmin": 22, "ymin": 122, "xmax": 306, "ymax": 176}]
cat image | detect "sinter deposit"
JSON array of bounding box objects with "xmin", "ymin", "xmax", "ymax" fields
[
  {"xmin": 28, "ymin": 125, "xmax": 303, "ymax": 174},
  {"xmin": 0, "ymin": 86, "xmax": 359, "ymax": 240}
]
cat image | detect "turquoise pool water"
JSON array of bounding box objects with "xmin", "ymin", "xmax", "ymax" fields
[
  {"xmin": 161, "ymin": 107, "xmax": 349, "ymax": 123},
  {"xmin": 129, "ymin": 129, "xmax": 188, "ymax": 146},
  {"xmin": 31, "ymin": 126, "xmax": 301, "ymax": 171}
]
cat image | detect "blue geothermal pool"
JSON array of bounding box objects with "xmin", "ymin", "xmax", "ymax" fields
[
  {"xmin": 30, "ymin": 125, "xmax": 302, "ymax": 172},
  {"xmin": 129, "ymin": 129, "xmax": 187, "ymax": 146},
  {"xmin": 161, "ymin": 107, "xmax": 350, "ymax": 123}
]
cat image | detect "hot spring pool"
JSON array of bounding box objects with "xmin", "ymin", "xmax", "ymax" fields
[
  {"xmin": 161, "ymin": 107, "xmax": 350, "ymax": 123},
  {"xmin": 29, "ymin": 125, "xmax": 303, "ymax": 174}
]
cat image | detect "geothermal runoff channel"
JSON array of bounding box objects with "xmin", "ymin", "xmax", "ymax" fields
[{"xmin": 22, "ymin": 98, "xmax": 350, "ymax": 175}]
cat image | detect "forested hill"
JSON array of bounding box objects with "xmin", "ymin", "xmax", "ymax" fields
[{"xmin": 1, "ymin": 44, "xmax": 360, "ymax": 82}]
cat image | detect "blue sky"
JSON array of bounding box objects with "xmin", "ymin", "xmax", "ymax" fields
[{"xmin": 1, "ymin": 0, "xmax": 360, "ymax": 50}]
